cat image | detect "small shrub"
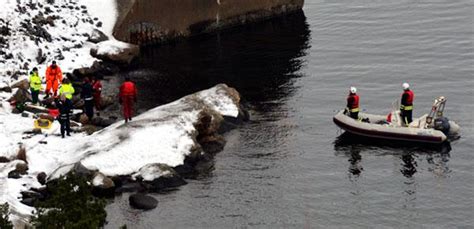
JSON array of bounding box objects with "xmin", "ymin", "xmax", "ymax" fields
[
  {"xmin": 31, "ymin": 172, "xmax": 107, "ymax": 229},
  {"xmin": 0, "ymin": 203, "xmax": 14, "ymax": 229}
]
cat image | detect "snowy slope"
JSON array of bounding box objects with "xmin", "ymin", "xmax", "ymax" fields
[
  {"xmin": 0, "ymin": 0, "xmax": 138, "ymax": 226},
  {"xmin": 0, "ymin": 0, "xmax": 122, "ymax": 82},
  {"xmin": 0, "ymin": 84, "xmax": 240, "ymax": 227}
]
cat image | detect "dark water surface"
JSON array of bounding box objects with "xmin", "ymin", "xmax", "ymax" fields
[{"xmin": 106, "ymin": 1, "xmax": 474, "ymax": 228}]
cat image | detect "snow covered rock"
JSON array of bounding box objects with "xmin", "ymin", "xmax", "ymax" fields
[
  {"xmin": 133, "ymin": 163, "xmax": 187, "ymax": 191},
  {"xmin": 129, "ymin": 193, "xmax": 158, "ymax": 210},
  {"xmin": 91, "ymin": 172, "xmax": 115, "ymax": 197},
  {"xmin": 90, "ymin": 40, "xmax": 139, "ymax": 65},
  {"xmin": 88, "ymin": 29, "xmax": 109, "ymax": 43}
]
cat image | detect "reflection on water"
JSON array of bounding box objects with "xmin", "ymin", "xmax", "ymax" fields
[
  {"xmin": 124, "ymin": 11, "xmax": 311, "ymax": 113},
  {"xmin": 400, "ymin": 153, "xmax": 417, "ymax": 178},
  {"xmin": 348, "ymin": 146, "xmax": 363, "ymax": 177},
  {"xmin": 334, "ymin": 132, "xmax": 452, "ymax": 178}
]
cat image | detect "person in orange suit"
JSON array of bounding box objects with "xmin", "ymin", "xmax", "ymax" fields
[
  {"xmin": 119, "ymin": 77, "xmax": 137, "ymax": 123},
  {"xmin": 45, "ymin": 61, "xmax": 63, "ymax": 97}
]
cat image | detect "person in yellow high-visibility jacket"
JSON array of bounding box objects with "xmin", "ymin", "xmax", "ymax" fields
[
  {"xmin": 29, "ymin": 67, "xmax": 42, "ymax": 105},
  {"xmin": 58, "ymin": 78, "xmax": 75, "ymax": 101}
]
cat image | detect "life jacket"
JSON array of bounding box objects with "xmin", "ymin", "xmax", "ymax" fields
[
  {"xmin": 59, "ymin": 83, "xmax": 75, "ymax": 100},
  {"xmin": 29, "ymin": 72, "xmax": 42, "ymax": 91},
  {"xmin": 400, "ymin": 90, "xmax": 414, "ymax": 111},
  {"xmin": 120, "ymin": 81, "xmax": 137, "ymax": 97},
  {"xmin": 347, "ymin": 93, "xmax": 360, "ymax": 113}
]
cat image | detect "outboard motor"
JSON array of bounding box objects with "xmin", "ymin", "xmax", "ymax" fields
[{"xmin": 434, "ymin": 117, "xmax": 450, "ymax": 135}]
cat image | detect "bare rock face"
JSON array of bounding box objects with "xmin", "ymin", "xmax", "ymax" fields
[
  {"xmin": 0, "ymin": 157, "xmax": 10, "ymax": 163},
  {"xmin": 9, "ymin": 88, "xmax": 31, "ymax": 105},
  {"xmin": 88, "ymin": 29, "xmax": 109, "ymax": 43},
  {"xmin": 37, "ymin": 172, "xmax": 47, "ymax": 185},
  {"xmin": 11, "ymin": 79, "xmax": 29, "ymax": 90}
]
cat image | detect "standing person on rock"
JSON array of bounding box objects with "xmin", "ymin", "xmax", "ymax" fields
[
  {"xmin": 119, "ymin": 77, "xmax": 137, "ymax": 123},
  {"xmin": 29, "ymin": 67, "xmax": 42, "ymax": 105},
  {"xmin": 55, "ymin": 95, "xmax": 72, "ymax": 138},
  {"xmin": 92, "ymin": 76, "xmax": 103, "ymax": 111},
  {"xmin": 45, "ymin": 61, "xmax": 63, "ymax": 98},
  {"xmin": 81, "ymin": 77, "xmax": 94, "ymax": 119}
]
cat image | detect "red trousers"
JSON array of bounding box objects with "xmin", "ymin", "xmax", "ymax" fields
[
  {"xmin": 122, "ymin": 96, "xmax": 134, "ymax": 120},
  {"xmin": 93, "ymin": 94, "xmax": 101, "ymax": 110},
  {"xmin": 46, "ymin": 80, "xmax": 60, "ymax": 96}
]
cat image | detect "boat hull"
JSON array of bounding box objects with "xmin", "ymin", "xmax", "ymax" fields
[{"xmin": 333, "ymin": 111, "xmax": 446, "ymax": 144}]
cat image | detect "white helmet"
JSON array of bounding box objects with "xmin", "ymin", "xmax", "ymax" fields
[
  {"xmin": 350, "ymin": 86, "xmax": 357, "ymax": 94},
  {"xmin": 402, "ymin": 82, "xmax": 410, "ymax": 90}
]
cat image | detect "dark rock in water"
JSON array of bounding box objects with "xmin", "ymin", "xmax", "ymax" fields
[
  {"xmin": 96, "ymin": 22, "xmax": 102, "ymax": 27},
  {"xmin": 37, "ymin": 172, "xmax": 47, "ymax": 185},
  {"xmin": 8, "ymin": 170, "xmax": 22, "ymax": 179},
  {"xmin": 219, "ymin": 105, "xmax": 250, "ymax": 133},
  {"xmin": 129, "ymin": 194, "xmax": 158, "ymax": 210},
  {"xmin": 198, "ymin": 135, "xmax": 226, "ymax": 154},
  {"xmin": 88, "ymin": 29, "xmax": 108, "ymax": 43},
  {"xmin": 116, "ymin": 182, "xmax": 144, "ymax": 193}
]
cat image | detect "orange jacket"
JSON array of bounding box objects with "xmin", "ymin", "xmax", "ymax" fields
[{"xmin": 46, "ymin": 65, "xmax": 63, "ymax": 83}]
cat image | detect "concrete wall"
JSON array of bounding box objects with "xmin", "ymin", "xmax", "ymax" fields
[{"xmin": 113, "ymin": 0, "xmax": 304, "ymax": 45}]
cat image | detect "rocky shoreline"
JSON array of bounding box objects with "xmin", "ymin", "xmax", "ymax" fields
[
  {"xmin": 0, "ymin": 1, "xmax": 253, "ymax": 227},
  {"xmin": 1, "ymin": 83, "xmax": 249, "ymax": 227}
]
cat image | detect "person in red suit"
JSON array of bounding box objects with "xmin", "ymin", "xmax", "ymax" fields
[
  {"xmin": 119, "ymin": 77, "xmax": 137, "ymax": 123},
  {"xmin": 91, "ymin": 76, "xmax": 103, "ymax": 110},
  {"xmin": 346, "ymin": 86, "xmax": 360, "ymax": 120}
]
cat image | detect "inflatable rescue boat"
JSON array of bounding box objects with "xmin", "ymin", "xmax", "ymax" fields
[{"xmin": 333, "ymin": 96, "xmax": 460, "ymax": 144}]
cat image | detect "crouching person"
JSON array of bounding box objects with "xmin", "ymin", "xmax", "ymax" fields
[{"xmin": 56, "ymin": 95, "xmax": 72, "ymax": 138}]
